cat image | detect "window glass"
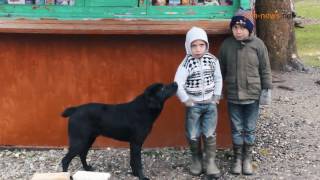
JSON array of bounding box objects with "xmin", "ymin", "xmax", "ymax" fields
[
  {"xmin": 151, "ymin": 0, "xmax": 233, "ymax": 6},
  {"xmin": 4, "ymin": 0, "xmax": 75, "ymax": 5}
]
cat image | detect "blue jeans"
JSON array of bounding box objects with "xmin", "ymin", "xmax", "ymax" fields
[
  {"xmin": 185, "ymin": 103, "xmax": 218, "ymax": 141},
  {"xmin": 227, "ymin": 101, "xmax": 259, "ymax": 145}
]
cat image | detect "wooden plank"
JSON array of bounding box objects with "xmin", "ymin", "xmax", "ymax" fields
[
  {"xmin": 0, "ymin": 19, "xmax": 230, "ymax": 35},
  {"xmin": 0, "ymin": 33, "xmax": 232, "ymax": 148}
]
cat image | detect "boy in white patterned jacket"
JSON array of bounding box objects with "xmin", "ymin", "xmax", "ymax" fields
[{"xmin": 174, "ymin": 26, "xmax": 222, "ymax": 179}]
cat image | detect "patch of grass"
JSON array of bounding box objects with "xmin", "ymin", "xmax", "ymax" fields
[
  {"xmin": 296, "ymin": 24, "xmax": 320, "ymax": 67},
  {"xmin": 296, "ymin": 24, "xmax": 320, "ymax": 54},
  {"xmin": 301, "ymin": 55, "xmax": 320, "ymax": 68},
  {"xmin": 295, "ymin": 0, "xmax": 320, "ymax": 67},
  {"xmin": 295, "ymin": 0, "xmax": 320, "ymax": 19}
]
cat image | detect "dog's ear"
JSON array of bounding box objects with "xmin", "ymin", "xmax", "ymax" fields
[{"xmin": 144, "ymin": 83, "xmax": 162, "ymax": 109}]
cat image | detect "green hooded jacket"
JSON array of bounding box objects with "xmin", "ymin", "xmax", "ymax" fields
[{"xmin": 218, "ymin": 35, "xmax": 272, "ymax": 101}]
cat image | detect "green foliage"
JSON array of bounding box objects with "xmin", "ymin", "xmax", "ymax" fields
[{"xmin": 300, "ymin": 55, "xmax": 320, "ymax": 68}]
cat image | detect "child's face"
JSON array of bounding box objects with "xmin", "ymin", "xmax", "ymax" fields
[
  {"xmin": 232, "ymin": 24, "xmax": 250, "ymax": 40},
  {"xmin": 191, "ymin": 40, "xmax": 207, "ymax": 59}
]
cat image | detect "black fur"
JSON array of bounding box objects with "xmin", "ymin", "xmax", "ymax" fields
[{"xmin": 61, "ymin": 82, "xmax": 177, "ymax": 180}]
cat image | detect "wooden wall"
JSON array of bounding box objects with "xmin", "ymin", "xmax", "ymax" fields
[{"xmin": 0, "ymin": 34, "xmax": 232, "ymax": 148}]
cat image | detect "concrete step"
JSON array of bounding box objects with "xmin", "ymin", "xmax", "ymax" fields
[
  {"xmin": 31, "ymin": 172, "xmax": 70, "ymax": 180},
  {"xmin": 72, "ymin": 171, "xmax": 111, "ymax": 180}
]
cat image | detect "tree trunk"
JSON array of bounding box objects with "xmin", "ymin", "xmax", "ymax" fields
[{"xmin": 255, "ymin": 0, "xmax": 305, "ymax": 71}]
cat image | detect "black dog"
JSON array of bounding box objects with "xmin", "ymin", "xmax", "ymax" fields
[{"xmin": 61, "ymin": 82, "xmax": 177, "ymax": 180}]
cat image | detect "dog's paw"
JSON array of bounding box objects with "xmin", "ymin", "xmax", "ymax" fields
[
  {"xmin": 140, "ymin": 177, "xmax": 149, "ymax": 180},
  {"xmin": 83, "ymin": 165, "xmax": 95, "ymax": 171},
  {"xmin": 132, "ymin": 171, "xmax": 138, "ymax": 177},
  {"xmin": 132, "ymin": 170, "xmax": 149, "ymax": 180},
  {"xmin": 206, "ymin": 174, "xmax": 220, "ymax": 180}
]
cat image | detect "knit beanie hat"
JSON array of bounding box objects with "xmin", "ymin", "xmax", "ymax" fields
[{"xmin": 230, "ymin": 9, "xmax": 254, "ymax": 33}]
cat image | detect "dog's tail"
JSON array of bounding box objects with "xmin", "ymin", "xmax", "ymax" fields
[{"xmin": 61, "ymin": 107, "xmax": 78, "ymax": 118}]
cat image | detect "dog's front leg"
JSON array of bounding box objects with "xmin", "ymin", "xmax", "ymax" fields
[{"xmin": 130, "ymin": 142, "xmax": 149, "ymax": 180}]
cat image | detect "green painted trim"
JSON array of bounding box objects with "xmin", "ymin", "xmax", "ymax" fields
[
  {"xmin": 0, "ymin": 5, "xmax": 147, "ymax": 19},
  {"xmin": 146, "ymin": 0, "xmax": 239, "ymax": 19},
  {"xmin": 76, "ymin": 0, "xmax": 84, "ymax": 7},
  {"xmin": 146, "ymin": 6, "xmax": 235, "ymax": 19},
  {"xmin": 86, "ymin": 0, "xmax": 137, "ymax": 7},
  {"xmin": 240, "ymin": 0, "xmax": 251, "ymax": 10},
  {"xmin": 0, "ymin": 0, "xmax": 249, "ymax": 20}
]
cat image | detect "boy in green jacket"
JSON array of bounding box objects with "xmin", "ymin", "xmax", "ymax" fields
[{"xmin": 219, "ymin": 9, "xmax": 272, "ymax": 175}]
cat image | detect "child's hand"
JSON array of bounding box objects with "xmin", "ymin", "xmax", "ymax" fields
[
  {"xmin": 211, "ymin": 95, "xmax": 221, "ymax": 104},
  {"xmin": 184, "ymin": 99, "xmax": 195, "ymax": 107},
  {"xmin": 259, "ymin": 89, "xmax": 272, "ymax": 105},
  {"xmin": 212, "ymin": 100, "xmax": 219, "ymax": 104}
]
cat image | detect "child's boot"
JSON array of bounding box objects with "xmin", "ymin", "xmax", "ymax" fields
[
  {"xmin": 231, "ymin": 144, "xmax": 242, "ymax": 175},
  {"xmin": 242, "ymin": 143, "xmax": 254, "ymax": 175},
  {"xmin": 189, "ymin": 139, "xmax": 203, "ymax": 175},
  {"xmin": 204, "ymin": 137, "xmax": 221, "ymax": 178}
]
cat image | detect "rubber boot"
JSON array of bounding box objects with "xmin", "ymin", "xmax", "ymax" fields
[
  {"xmin": 204, "ymin": 137, "xmax": 221, "ymax": 179},
  {"xmin": 189, "ymin": 139, "xmax": 203, "ymax": 176},
  {"xmin": 242, "ymin": 143, "xmax": 254, "ymax": 175},
  {"xmin": 230, "ymin": 144, "xmax": 242, "ymax": 175}
]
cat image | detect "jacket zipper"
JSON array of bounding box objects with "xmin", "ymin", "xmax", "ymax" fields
[{"xmin": 200, "ymin": 57, "xmax": 205, "ymax": 101}]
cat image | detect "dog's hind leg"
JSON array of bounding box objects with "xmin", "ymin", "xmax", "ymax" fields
[
  {"xmin": 61, "ymin": 139, "xmax": 85, "ymax": 172},
  {"xmin": 79, "ymin": 136, "xmax": 96, "ymax": 171},
  {"xmin": 62, "ymin": 150, "xmax": 78, "ymax": 172},
  {"xmin": 130, "ymin": 142, "xmax": 149, "ymax": 180}
]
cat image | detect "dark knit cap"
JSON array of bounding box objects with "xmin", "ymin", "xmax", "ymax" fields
[{"xmin": 230, "ymin": 9, "xmax": 254, "ymax": 33}]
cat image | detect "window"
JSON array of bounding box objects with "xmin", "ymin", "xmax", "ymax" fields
[
  {"xmin": 87, "ymin": 0, "xmax": 137, "ymax": 7},
  {"xmin": 5, "ymin": 0, "xmax": 75, "ymax": 5},
  {"xmin": 152, "ymin": 0, "xmax": 233, "ymax": 6},
  {"xmin": 0, "ymin": 0, "xmax": 250, "ymax": 20},
  {"xmin": 147, "ymin": 0, "xmax": 239, "ymax": 19}
]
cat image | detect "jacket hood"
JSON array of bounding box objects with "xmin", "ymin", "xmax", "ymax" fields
[{"xmin": 185, "ymin": 27, "xmax": 209, "ymax": 55}]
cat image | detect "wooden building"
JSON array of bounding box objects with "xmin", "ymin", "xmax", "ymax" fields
[{"xmin": 0, "ymin": 0, "xmax": 252, "ymax": 149}]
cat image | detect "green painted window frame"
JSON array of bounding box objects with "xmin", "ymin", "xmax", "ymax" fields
[
  {"xmin": 86, "ymin": 0, "xmax": 138, "ymax": 7},
  {"xmin": 146, "ymin": 1, "xmax": 240, "ymax": 19},
  {"xmin": 0, "ymin": 0, "xmax": 251, "ymax": 20}
]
